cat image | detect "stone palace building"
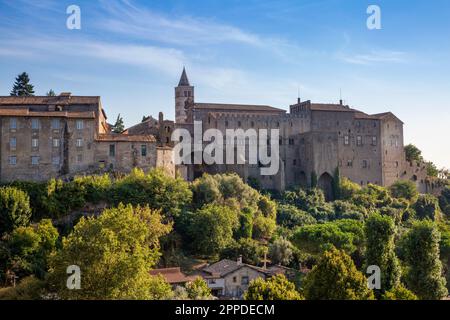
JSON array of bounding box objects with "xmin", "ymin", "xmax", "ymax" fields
[{"xmin": 0, "ymin": 68, "xmax": 430, "ymax": 198}]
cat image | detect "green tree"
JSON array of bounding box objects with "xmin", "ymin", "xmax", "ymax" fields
[
  {"xmin": 235, "ymin": 207, "xmax": 254, "ymax": 239},
  {"xmin": 339, "ymin": 177, "xmax": 361, "ymax": 201},
  {"xmin": 48, "ymin": 204, "xmax": 171, "ymax": 299},
  {"xmin": 10, "ymin": 72, "xmax": 35, "ymax": 96},
  {"xmin": 185, "ymin": 277, "xmax": 213, "ymax": 300},
  {"xmin": 252, "ymin": 215, "xmax": 276, "ymax": 240},
  {"xmin": 402, "ymin": 220, "xmax": 448, "ymax": 300},
  {"xmin": 112, "ymin": 168, "xmax": 192, "ymax": 220},
  {"xmin": 244, "ymin": 274, "xmax": 303, "ymax": 300},
  {"xmin": 220, "ymin": 238, "xmax": 265, "ymax": 266},
  {"xmin": 414, "ymin": 194, "xmax": 442, "ymax": 221},
  {"xmin": 303, "ymin": 247, "xmax": 374, "ymax": 300},
  {"xmin": 426, "ymin": 162, "xmax": 439, "ymax": 177},
  {"xmin": 364, "ymin": 214, "xmax": 401, "ymax": 297},
  {"xmin": 332, "ymin": 200, "xmax": 365, "ymax": 221},
  {"xmin": 46, "ymin": 89, "xmax": 56, "ymax": 96},
  {"xmin": 276, "ymin": 204, "xmax": 316, "ymax": 229},
  {"xmin": 269, "ymin": 237, "xmax": 293, "ymax": 266},
  {"xmin": 439, "ymin": 186, "xmax": 450, "ymax": 218},
  {"xmin": 311, "ymin": 171, "xmax": 318, "ymax": 188},
  {"xmin": 112, "ymin": 114, "xmax": 125, "ymax": 133},
  {"xmin": 0, "ymin": 219, "xmax": 58, "ymax": 283},
  {"xmin": 0, "ymin": 276, "xmax": 45, "ymax": 300},
  {"xmin": 282, "ymin": 188, "xmax": 334, "ymax": 222},
  {"xmin": 389, "ymin": 180, "xmax": 418, "ymax": 201},
  {"xmin": 381, "ymin": 284, "xmax": 418, "ymax": 300},
  {"xmin": 187, "ymin": 204, "xmax": 239, "ymax": 257},
  {"xmin": 292, "ymin": 219, "xmax": 364, "ymax": 256},
  {"xmin": 404, "ymin": 144, "xmax": 423, "ymax": 162},
  {"xmin": 0, "ymin": 187, "xmax": 32, "ymax": 235},
  {"xmin": 332, "ymin": 167, "xmax": 341, "ymax": 200},
  {"xmin": 148, "ymin": 275, "xmax": 174, "ymax": 300},
  {"xmin": 191, "ymin": 174, "xmax": 222, "ymax": 208}
]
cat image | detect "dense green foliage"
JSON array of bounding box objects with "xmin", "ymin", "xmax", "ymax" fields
[
  {"xmin": 404, "ymin": 144, "xmax": 423, "ymax": 162},
  {"xmin": 381, "ymin": 284, "xmax": 418, "ymax": 300},
  {"xmin": 401, "ymin": 220, "xmax": 448, "ymax": 299},
  {"xmin": 244, "ymin": 274, "xmax": 303, "ymax": 300},
  {"xmin": 303, "ymin": 247, "xmax": 374, "ymax": 300},
  {"xmin": 389, "ymin": 180, "xmax": 418, "ymax": 201},
  {"xmin": 364, "ymin": 214, "xmax": 401, "ymax": 297},
  {"xmin": 414, "ymin": 194, "xmax": 442, "ymax": 221},
  {"xmin": 47, "ymin": 204, "xmax": 171, "ymax": 299},
  {"xmin": 0, "ymin": 187, "xmax": 32, "ymax": 235},
  {"xmin": 439, "ymin": 186, "xmax": 450, "ymax": 218},
  {"xmin": 292, "ymin": 219, "xmax": 364, "ymax": 256},
  {"xmin": 0, "ymin": 219, "xmax": 58, "ymax": 283},
  {"xmin": 0, "ymin": 167, "xmax": 448, "ymax": 300}
]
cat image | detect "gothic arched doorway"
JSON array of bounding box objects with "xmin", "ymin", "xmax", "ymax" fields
[{"xmin": 318, "ymin": 172, "xmax": 334, "ymax": 201}]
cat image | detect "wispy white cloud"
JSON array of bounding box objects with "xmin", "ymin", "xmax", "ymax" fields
[
  {"xmin": 337, "ymin": 50, "xmax": 408, "ymax": 65},
  {"xmin": 96, "ymin": 0, "xmax": 263, "ymax": 47}
]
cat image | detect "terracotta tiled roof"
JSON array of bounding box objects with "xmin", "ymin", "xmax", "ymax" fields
[
  {"xmin": 194, "ymin": 103, "xmax": 285, "ymax": 113},
  {"xmin": 0, "ymin": 96, "xmax": 100, "ymax": 105},
  {"xmin": 149, "ymin": 267, "xmax": 197, "ymax": 284},
  {"xmin": 0, "ymin": 108, "xmax": 95, "ymax": 118},
  {"xmin": 96, "ymin": 134, "xmax": 156, "ymax": 142}
]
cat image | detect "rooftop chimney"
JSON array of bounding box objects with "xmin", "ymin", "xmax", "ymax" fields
[
  {"xmin": 59, "ymin": 92, "xmax": 72, "ymax": 97},
  {"xmin": 339, "ymin": 99, "xmax": 343, "ymax": 105},
  {"xmin": 297, "ymin": 97, "xmax": 301, "ymax": 104},
  {"xmin": 237, "ymin": 255, "xmax": 243, "ymax": 266}
]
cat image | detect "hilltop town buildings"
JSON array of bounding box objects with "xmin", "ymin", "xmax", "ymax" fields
[{"xmin": 0, "ymin": 68, "xmax": 430, "ymax": 197}]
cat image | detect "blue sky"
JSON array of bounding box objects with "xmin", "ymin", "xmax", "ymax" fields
[{"xmin": 0, "ymin": 0, "xmax": 449, "ymax": 168}]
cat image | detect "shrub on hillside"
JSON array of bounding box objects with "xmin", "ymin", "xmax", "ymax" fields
[{"xmin": 0, "ymin": 187, "xmax": 32, "ymax": 235}]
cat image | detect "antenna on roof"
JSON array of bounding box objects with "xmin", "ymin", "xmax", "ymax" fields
[{"xmin": 339, "ymin": 88, "xmax": 343, "ymax": 105}]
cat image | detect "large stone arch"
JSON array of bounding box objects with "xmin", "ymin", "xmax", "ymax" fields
[{"xmin": 318, "ymin": 172, "xmax": 334, "ymax": 201}]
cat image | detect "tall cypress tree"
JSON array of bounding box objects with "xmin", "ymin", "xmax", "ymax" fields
[
  {"xmin": 10, "ymin": 72, "xmax": 35, "ymax": 96},
  {"xmin": 365, "ymin": 213, "xmax": 401, "ymax": 298},
  {"xmin": 403, "ymin": 220, "xmax": 448, "ymax": 299}
]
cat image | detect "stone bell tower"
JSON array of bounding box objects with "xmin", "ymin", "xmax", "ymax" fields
[{"xmin": 175, "ymin": 67, "xmax": 194, "ymax": 123}]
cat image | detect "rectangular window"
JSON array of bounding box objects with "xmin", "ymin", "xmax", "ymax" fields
[
  {"xmin": 76, "ymin": 138, "xmax": 83, "ymax": 147},
  {"xmin": 10, "ymin": 137, "xmax": 17, "ymax": 150},
  {"xmin": 372, "ymin": 136, "xmax": 377, "ymax": 146},
  {"xmin": 31, "ymin": 119, "xmax": 40, "ymax": 130},
  {"xmin": 52, "ymin": 157, "xmax": 60, "ymax": 165},
  {"xmin": 241, "ymin": 276, "xmax": 249, "ymax": 285},
  {"xmin": 77, "ymin": 154, "xmax": 83, "ymax": 163},
  {"xmin": 52, "ymin": 138, "xmax": 60, "ymax": 148},
  {"xmin": 51, "ymin": 119, "xmax": 60, "ymax": 130},
  {"xmin": 357, "ymin": 136, "xmax": 362, "ymax": 146},
  {"xmin": 31, "ymin": 156, "xmax": 39, "ymax": 165},
  {"xmin": 347, "ymin": 159, "xmax": 353, "ymax": 167},
  {"xmin": 109, "ymin": 144, "xmax": 115, "ymax": 157},
  {"xmin": 344, "ymin": 135, "xmax": 349, "ymax": 145},
  {"xmin": 31, "ymin": 138, "xmax": 39, "ymax": 148},
  {"xmin": 9, "ymin": 156, "xmax": 17, "ymax": 165},
  {"xmin": 10, "ymin": 118, "xmax": 17, "ymax": 130},
  {"xmin": 362, "ymin": 160, "xmax": 368, "ymax": 168},
  {"xmin": 76, "ymin": 120, "xmax": 84, "ymax": 130},
  {"xmin": 141, "ymin": 145, "xmax": 147, "ymax": 157}
]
